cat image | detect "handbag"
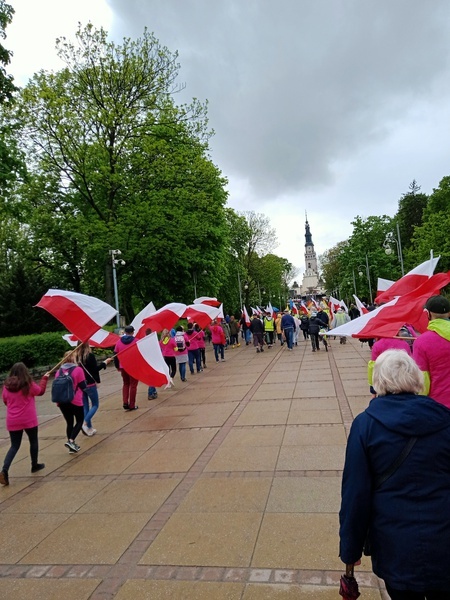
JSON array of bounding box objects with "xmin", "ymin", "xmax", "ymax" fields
[{"xmin": 363, "ymin": 436, "xmax": 418, "ymax": 556}]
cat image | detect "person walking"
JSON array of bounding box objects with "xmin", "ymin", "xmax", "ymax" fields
[
  {"xmin": 413, "ymin": 295, "xmax": 450, "ymax": 408},
  {"xmin": 159, "ymin": 328, "xmax": 177, "ymax": 379},
  {"xmin": 195, "ymin": 324, "xmax": 207, "ymax": 369},
  {"xmin": 308, "ymin": 311, "xmax": 323, "ymax": 352},
  {"xmin": 56, "ymin": 351, "xmax": 88, "ymax": 453},
  {"xmin": 250, "ymin": 315, "xmax": 265, "ymax": 353},
  {"xmin": 174, "ymin": 326, "xmax": 189, "ymax": 381},
  {"xmin": 114, "ymin": 325, "xmax": 138, "ymax": 410},
  {"xmin": 281, "ymin": 310, "xmax": 296, "ymax": 350},
  {"xmin": 76, "ymin": 342, "xmax": 111, "ymax": 436},
  {"xmin": 263, "ymin": 311, "xmax": 275, "ymax": 348},
  {"xmin": 210, "ymin": 319, "xmax": 226, "ymax": 362},
  {"xmin": 275, "ymin": 312, "xmax": 284, "ymax": 345},
  {"xmin": 229, "ymin": 316, "xmax": 240, "ymax": 348},
  {"xmin": 0, "ymin": 363, "xmax": 51, "ymax": 485},
  {"xmin": 340, "ymin": 350, "xmax": 450, "ymax": 599},
  {"xmin": 300, "ymin": 314, "xmax": 310, "ymax": 340},
  {"xmin": 186, "ymin": 322, "xmax": 202, "ymax": 374},
  {"xmin": 331, "ymin": 307, "xmax": 350, "ymax": 344}
]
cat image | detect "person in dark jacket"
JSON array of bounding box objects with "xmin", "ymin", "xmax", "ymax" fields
[
  {"xmin": 299, "ymin": 315, "xmax": 309, "ymax": 340},
  {"xmin": 249, "ymin": 316, "xmax": 265, "ymax": 353},
  {"xmin": 307, "ymin": 312, "xmax": 322, "ymax": 352},
  {"xmin": 339, "ymin": 350, "xmax": 450, "ymax": 599},
  {"xmin": 280, "ymin": 310, "xmax": 296, "ymax": 350}
]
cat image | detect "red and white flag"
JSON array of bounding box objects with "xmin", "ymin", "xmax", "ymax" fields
[
  {"xmin": 375, "ymin": 256, "xmax": 440, "ymax": 304},
  {"xmin": 299, "ymin": 301, "xmax": 308, "ymax": 315},
  {"xmin": 36, "ymin": 289, "xmax": 117, "ymax": 342},
  {"xmin": 116, "ymin": 332, "xmax": 171, "ymax": 388},
  {"xmin": 142, "ymin": 302, "xmax": 186, "ymax": 332},
  {"xmin": 63, "ymin": 329, "xmax": 120, "ymax": 348},
  {"xmin": 332, "ymin": 271, "xmax": 450, "ymax": 339},
  {"xmin": 353, "ymin": 295, "xmax": 368, "ymax": 315},
  {"xmin": 184, "ymin": 304, "xmax": 221, "ymax": 328},
  {"xmin": 243, "ymin": 305, "xmax": 251, "ymax": 326},
  {"xmin": 377, "ymin": 277, "xmax": 394, "ymax": 297},
  {"xmin": 131, "ymin": 301, "xmax": 157, "ymax": 339},
  {"xmin": 193, "ymin": 296, "xmax": 221, "ymax": 307}
]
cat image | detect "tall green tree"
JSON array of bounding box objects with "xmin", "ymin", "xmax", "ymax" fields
[{"xmin": 395, "ymin": 180, "xmax": 428, "ymax": 256}]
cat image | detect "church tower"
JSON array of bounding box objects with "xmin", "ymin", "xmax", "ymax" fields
[{"xmin": 300, "ymin": 214, "xmax": 323, "ymax": 296}]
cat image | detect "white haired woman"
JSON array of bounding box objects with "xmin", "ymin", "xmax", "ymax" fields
[{"xmin": 339, "ymin": 349, "xmax": 450, "ymax": 599}]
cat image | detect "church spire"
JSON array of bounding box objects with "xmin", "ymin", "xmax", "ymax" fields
[{"xmin": 305, "ymin": 213, "xmax": 313, "ymax": 246}]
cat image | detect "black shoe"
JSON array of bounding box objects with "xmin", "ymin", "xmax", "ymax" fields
[
  {"xmin": 0, "ymin": 470, "xmax": 9, "ymax": 486},
  {"xmin": 127, "ymin": 406, "xmax": 138, "ymax": 411},
  {"xmin": 31, "ymin": 463, "xmax": 45, "ymax": 473},
  {"xmin": 260, "ymin": 347, "xmax": 264, "ymax": 352},
  {"xmin": 148, "ymin": 394, "xmax": 158, "ymax": 400},
  {"xmin": 181, "ymin": 378, "xmax": 187, "ymax": 382},
  {"xmin": 123, "ymin": 404, "xmax": 130, "ymax": 410}
]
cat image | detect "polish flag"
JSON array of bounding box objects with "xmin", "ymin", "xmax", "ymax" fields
[
  {"xmin": 217, "ymin": 303, "xmax": 225, "ymax": 319},
  {"xmin": 265, "ymin": 302, "xmax": 277, "ymax": 318},
  {"xmin": 142, "ymin": 302, "xmax": 186, "ymax": 332},
  {"xmin": 184, "ymin": 304, "xmax": 221, "ymax": 328},
  {"xmin": 193, "ymin": 296, "xmax": 221, "ymax": 307},
  {"xmin": 353, "ymin": 295, "xmax": 368, "ymax": 315},
  {"xmin": 375, "ymin": 256, "xmax": 440, "ymax": 304},
  {"xmin": 377, "ymin": 277, "xmax": 395, "ymax": 297},
  {"xmin": 131, "ymin": 301, "xmax": 157, "ymax": 338},
  {"xmin": 299, "ymin": 301, "xmax": 308, "ymax": 315},
  {"xmin": 243, "ymin": 305, "xmax": 251, "ymax": 326},
  {"xmin": 63, "ymin": 329, "xmax": 120, "ymax": 348},
  {"xmin": 36, "ymin": 289, "xmax": 117, "ymax": 342},
  {"xmin": 116, "ymin": 332, "xmax": 171, "ymax": 387},
  {"xmin": 332, "ymin": 271, "xmax": 450, "ymax": 339}
]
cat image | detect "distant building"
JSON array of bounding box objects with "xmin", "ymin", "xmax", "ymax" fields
[{"xmin": 299, "ymin": 216, "xmax": 325, "ymax": 297}]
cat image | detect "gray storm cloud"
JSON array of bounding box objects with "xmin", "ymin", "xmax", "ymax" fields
[{"xmin": 107, "ymin": 0, "xmax": 450, "ymax": 200}]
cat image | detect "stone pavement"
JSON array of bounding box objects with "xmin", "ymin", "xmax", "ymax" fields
[{"xmin": 0, "ymin": 337, "xmax": 389, "ymax": 599}]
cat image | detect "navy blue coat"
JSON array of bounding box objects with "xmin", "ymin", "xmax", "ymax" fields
[{"xmin": 339, "ymin": 393, "xmax": 450, "ymax": 592}]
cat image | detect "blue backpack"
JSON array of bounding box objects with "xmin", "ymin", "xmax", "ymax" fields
[{"xmin": 51, "ymin": 366, "xmax": 77, "ymax": 404}]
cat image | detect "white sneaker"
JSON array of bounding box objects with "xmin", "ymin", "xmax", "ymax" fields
[
  {"xmin": 81, "ymin": 424, "xmax": 90, "ymax": 436},
  {"xmin": 88, "ymin": 428, "xmax": 97, "ymax": 436}
]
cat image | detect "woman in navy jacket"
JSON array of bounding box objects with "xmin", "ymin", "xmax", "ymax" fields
[{"xmin": 339, "ymin": 349, "xmax": 450, "ymax": 599}]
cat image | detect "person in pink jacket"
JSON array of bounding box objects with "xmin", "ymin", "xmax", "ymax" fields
[
  {"xmin": 1, "ymin": 362, "xmax": 51, "ymax": 485},
  {"xmin": 195, "ymin": 324, "xmax": 207, "ymax": 369},
  {"xmin": 210, "ymin": 319, "xmax": 226, "ymax": 362},
  {"xmin": 159, "ymin": 328, "xmax": 177, "ymax": 379}
]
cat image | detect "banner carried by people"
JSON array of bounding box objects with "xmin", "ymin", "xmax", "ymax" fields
[
  {"xmin": 63, "ymin": 329, "xmax": 120, "ymax": 348},
  {"xmin": 116, "ymin": 332, "xmax": 171, "ymax": 387},
  {"xmin": 331, "ymin": 271, "xmax": 450, "ymax": 339},
  {"xmin": 142, "ymin": 302, "xmax": 186, "ymax": 332},
  {"xmin": 184, "ymin": 304, "xmax": 221, "ymax": 328},
  {"xmin": 131, "ymin": 301, "xmax": 156, "ymax": 339},
  {"xmin": 36, "ymin": 289, "xmax": 117, "ymax": 342},
  {"xmin": 375, "ymin": 256, "xmax": 440, "ymax": 304},
  {"xmin": 193, "ymin": 296, "xmax": 221, "ymax": 307}
]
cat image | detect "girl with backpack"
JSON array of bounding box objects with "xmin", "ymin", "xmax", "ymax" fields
[
  {"xmin": 0, "ymin": 363, "xmax": 51, "ymax": 486},
  {"xmin": 55, "ymin": 351, "xmax": 87, "ymax": 453},
  {"xmin": 174, "ymin": 326, "xmax": 189, "ymax": 382}
]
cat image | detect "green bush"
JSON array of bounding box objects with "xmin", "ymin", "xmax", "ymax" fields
[{"xmin": 0, "ymin": 332, "xmax": 69, "ymax": 374}]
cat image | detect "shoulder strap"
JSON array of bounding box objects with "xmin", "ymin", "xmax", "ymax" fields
[{"xmin": 374, "ymin": 437, "xmax": 418, "ymax": 490}]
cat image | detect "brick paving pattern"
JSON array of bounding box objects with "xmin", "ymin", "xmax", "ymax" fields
[{"xmin": 0, "ymin": 337, "xmax": 388, "ymax": 599}]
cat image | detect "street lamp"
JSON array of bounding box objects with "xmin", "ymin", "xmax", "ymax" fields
[
  {"xmin": 357, "ymin": 254, "xmax": 373, "ymax": 304},
  {"xmin": 383, "ymin": 223, "xmax": 404, "ymax": 276},
  {"xmin": 110, "ymin": 249, "xmax": 125, "ymax": 329},
  {"xmin": 193, "ymin": 270, "xmax": 208, "ymax": 299}
]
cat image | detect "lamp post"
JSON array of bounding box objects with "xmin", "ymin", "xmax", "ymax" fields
[
  {"xmin": 193, "ymin": 270, "xmax": 208, "ymax": 299},
  {"xmin": 110, "ymin": 249, "xmax": 125, "ymax": 329},
  {"xmin": 383, "ymin": 223, "xmax": 404, "ymax": 276},
  {"xmin": 358, "ymin": 254, "xmax": 373, "ymax": 304}
]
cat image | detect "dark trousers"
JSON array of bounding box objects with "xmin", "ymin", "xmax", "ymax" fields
[
  {"xmin": 265, "ymin": 331, "xmax": 274, "ymax": 345},
  {"xmin": 59, "ymin": 403, "xmax": 85, "ymax": 441},
  {"xmin": 188, "ymin": 349, "xmax": 202, "ymax": 373},
  {"xmin": 164, "ymin": 356, "xmax": 177, "ymax": 378},
  {"xmin": 3, "ymin": 426, "xmax": 39, "ymax": 472},
  {"xmin": 213, "ymin": 343, "xmax": 224, "ymax": 361},
  {"xmin": 386, "ymin": 585, "xmax": 450, "ymax": 600},
  {"xmin": 120, "ymin": 369, "xmax": 138, "ymax": 408},
  {"xmin": 199, "ymin": 347, "xmax": 206, "ymax": 366},
  {"xmin": 311, "ymin": 333, "xmax": 320, "ymax": 350}
]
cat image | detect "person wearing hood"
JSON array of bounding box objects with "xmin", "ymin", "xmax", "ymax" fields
[
  {"xmin": 331, "ymin": 307, "xmax": 350, "ymax": 344},
  {"xmin": 413, "ymin": 295, "xmax": 450, "ymax": 408},
  {"xmin": 114, "ymin": 325, "xmax": 138, "ymax": 410},
  {"xmin": 263, "ymin": 311, "xmax": 275, "ymax": 348},
  {"xmin": 339, "ymin": 350, "xmax": 450, "ymax": 599},
  {"xmin": 307, "ymin": 311, "xmax": 322, "ymax": 352},
  {"xmin": 0, "ymin": 363, "xmax": 51, "ymax": 485}
]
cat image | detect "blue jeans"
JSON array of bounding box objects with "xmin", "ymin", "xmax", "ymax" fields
[
  {"xmin": 83, "ymin": 385, "xmax": 99, "ymax": 428},
  {"xmin": 148, "ymin": 386, "xmax": 157, "ymax": 397},
  {"xmin": 245, "ymin": 329, "xmax": 251, "ymax": 344},
  {"xmin": 188, "ymin": 349, "xmax": 202, "ymax": 373},
  {"xmin": 213, "ymin": 343, "xmax": 224, "ymax": 361},
  {"xmin": 179, "ymin": 362, "xmax": 187, "ymax": 380},
  {"xmin": 284, "ymin": 327, "xmax": 294, "ymax": 349}
]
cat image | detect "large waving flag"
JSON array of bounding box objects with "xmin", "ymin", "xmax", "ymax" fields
[
  {"xmin": 332, "ymin": 271, "xmax": 450, "ymax": 339},
  {"xmin": 116, "ymin": 332, "xmax": 171, "ymax": 387},
  {"xmin": 193, "ymin": 296, "xmax": 221, "ymax": 307},
  {"xmin": 184, "ymin": 304, "xmax": 221, "ymax": 328},
  {"xmin": 243, "ymin": 305, "xmax": 251, "ymax": 326},
  {"xmin": 131, "ymin": 301, "xmax": 157, "ymax": 339},
  {"xmin": 36, "ymin": 289, "xmax": 117, "ymax": 342},
  {"xmin": 63, "ymin": 329, "xmax": 120, "ymax": 348},
  {"xmin": 299, "ymin": 300, "xmax": 308, "ymax": 315},
  {"xmin": 142, "ymin": 302, "xmax": 186, "ymax": 332},
  {"xmin": 375, "ymin": 256, "xmax": 440, "ymax": 304},
  {"xmin": 353, "ymin": 295, "xmax": 368, "ymax": 315}
]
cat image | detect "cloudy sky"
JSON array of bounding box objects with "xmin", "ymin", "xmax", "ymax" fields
[{"xmin": 8, "ymin": 1, "xmax": 450, "ymax": 278}]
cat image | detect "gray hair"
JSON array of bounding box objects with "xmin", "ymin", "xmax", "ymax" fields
[{"xmin": 373, "ymin": 349, "xmax": 423, "ymax": 396}]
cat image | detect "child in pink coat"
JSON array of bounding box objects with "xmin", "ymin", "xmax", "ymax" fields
[{"xmin": 1, "ymin": 362, "xmax": 51, "ymax": 485}]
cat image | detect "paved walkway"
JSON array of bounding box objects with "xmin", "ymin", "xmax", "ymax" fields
[{"xmin": 0, "ymin": 337, "xmax": 388, "ymax": 599}]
